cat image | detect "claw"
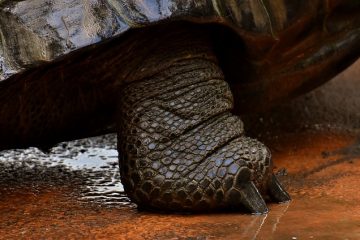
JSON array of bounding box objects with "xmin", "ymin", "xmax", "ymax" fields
[
  {"xmin": 268, "ymin": 174, "xmax": 291, "ymax": 203},
  {"xmin": 238, "ymin": 181, "xmax": 269, "ymax": 214}
]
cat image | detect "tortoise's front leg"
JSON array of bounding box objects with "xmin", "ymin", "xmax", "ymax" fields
[{"xmin": 117, "ymin": 57, "xmax": 290, "ymax": 213}]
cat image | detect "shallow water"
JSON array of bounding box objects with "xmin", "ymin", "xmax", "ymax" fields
[
  {"xmin": 0, "ymin": 132, "xmax": 360, "ymax": 239},
  {"xmin": 0, "ymin": 134, "xmax": 129, "ymax": 207}
]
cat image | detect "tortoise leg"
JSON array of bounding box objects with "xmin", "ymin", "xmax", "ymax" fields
[{"xmin": 117, "ymin": 56, "xmax": 290, "ymax": 213}]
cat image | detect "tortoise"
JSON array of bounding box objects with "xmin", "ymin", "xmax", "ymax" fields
[{"xmin": 0, "ymin": 0, "xmax": 359, "ymax": 214}]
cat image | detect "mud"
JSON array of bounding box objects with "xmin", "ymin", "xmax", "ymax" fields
[
  {"xmin": 0, "ymin": 61, "xmax": 360, "ymax": 239},
  {"xmin": 0, "ymin": 131, "xmax": 359, "ymax": 239}
]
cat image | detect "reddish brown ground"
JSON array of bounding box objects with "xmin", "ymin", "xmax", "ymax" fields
[
  {"xmin": 1, "ymin": 61, "xmax": 359, "ymax": 239},
  {"xmin": 1, "ymin": 131, "xmax": 360, "ymax": 240}
]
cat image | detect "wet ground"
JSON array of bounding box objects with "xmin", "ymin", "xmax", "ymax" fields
[
  {"xmin": 1, "ymin": 60, "xmax": 360, "ymax": 239},
  {"xmin": 1, "ymin": 131, "xmax": 360, "ymax": 239}
]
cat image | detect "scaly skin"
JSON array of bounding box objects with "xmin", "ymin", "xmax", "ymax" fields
[
  {"xmin": 117, "ymin": 42, "xmax": 290, "ymax": 213},
  {"xmin": 0, "ymin": 28, "xmax": 289, "ymax": 213}
]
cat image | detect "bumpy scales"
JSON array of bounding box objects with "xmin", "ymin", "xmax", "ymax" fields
[
  {"xmin": 118, "ymin": 53, "xmax": 289, "ymax": 213},
  {"xmin": 1, "ymin": 0, "xmax": 359, "ymax": 214}
]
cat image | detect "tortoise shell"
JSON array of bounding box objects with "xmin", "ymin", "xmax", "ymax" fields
[{"xmin": 0, "ymin": 0, "xmax": 359, "ymax": 111}]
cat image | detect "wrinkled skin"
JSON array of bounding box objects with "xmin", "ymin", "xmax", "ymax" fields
[
  {"xmin": 0, "ymin": 0, "xmax": 359, "ymax": 213},
  {"xmin": 0, "ymin": 26, "xmax": 290, "ymax": 213},
  {"xmin": 117, "ymin": 33, "xmax": 290, "ymax": 212},
  {"xmin": 1, "ymin": 1, "xmax": 359, "ymax": 110}
]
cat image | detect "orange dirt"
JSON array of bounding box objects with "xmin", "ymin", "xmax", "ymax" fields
[{"xmin": 1, "ymin": 131, "xmax": 360, "ymax": 239}]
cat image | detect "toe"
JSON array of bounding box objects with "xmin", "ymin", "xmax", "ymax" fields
[
  {"xmin": 237, "ymin": 181, "xmax": 268, "ymax": 214},
  {"xmin": 267, "ymin": 174, "xmax": 291, "ymax": 203}
]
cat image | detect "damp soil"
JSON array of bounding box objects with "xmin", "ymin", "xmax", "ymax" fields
[
  {"xmin": 0, "ymin": 131, "xmax": 360, "ymax": 240},
  {"xmin": 1, "ymin": 60, "xmax": 360, "ymax": 239}
]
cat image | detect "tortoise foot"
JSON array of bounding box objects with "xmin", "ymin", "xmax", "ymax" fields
[
  {"xmin": 267, "ymin": 174, "xmax": 291, "ymax": 203},
  {"xmin": 117, "ymin": 53, "xmax": 289, "ymax": 213}
]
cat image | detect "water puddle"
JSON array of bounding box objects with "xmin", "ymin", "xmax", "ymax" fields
[
  {"xmin": 0, "ymin": 134, "xmax": 130, "ymax": 207},
  {"xmin": 0, "ymin": 132, "xmax": 360, "ymax": 239}
]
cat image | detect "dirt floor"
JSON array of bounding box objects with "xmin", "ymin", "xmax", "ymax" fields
[
  {"xmin": 0, "ymin": 131, "xmax": 359, "ymax": 239},
  {"xmin": 0, "ymin": 61, "xmax": 359, "ymax": 239}
]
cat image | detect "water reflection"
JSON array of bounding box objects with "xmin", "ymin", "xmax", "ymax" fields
[
  {"xmin": 238, "ymin": 202, "xmax": 290, "ymax": 239},
  {"xmin": 271, "ymin": 203, "xmax": 290, "ymax": 233},
  {"xmin": 1, "ymin": 132, "xmax": 360, "ymax": 239},
  {"xmin": 0, "ymin": 132, "xmax": 293, "ymax": 238},
  {"xmin": 0, "ymin": 134, "xmax": 131, "ymax": 207},
  {"xmin": 240, "ymin": 215, "xmax": 267, "ymax": 239}
]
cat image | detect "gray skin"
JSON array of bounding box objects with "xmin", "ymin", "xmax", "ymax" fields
[
  {"xmin": 117, "ymin": 30, "xmax": 290, "ymax": 213},
  {"xmin": 1, "ymin": 0, "xmax": 360, "ymax": 213},
  {"xmin": 0, "ymin": 25, "xmax": 290, "ymax": 214}
]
